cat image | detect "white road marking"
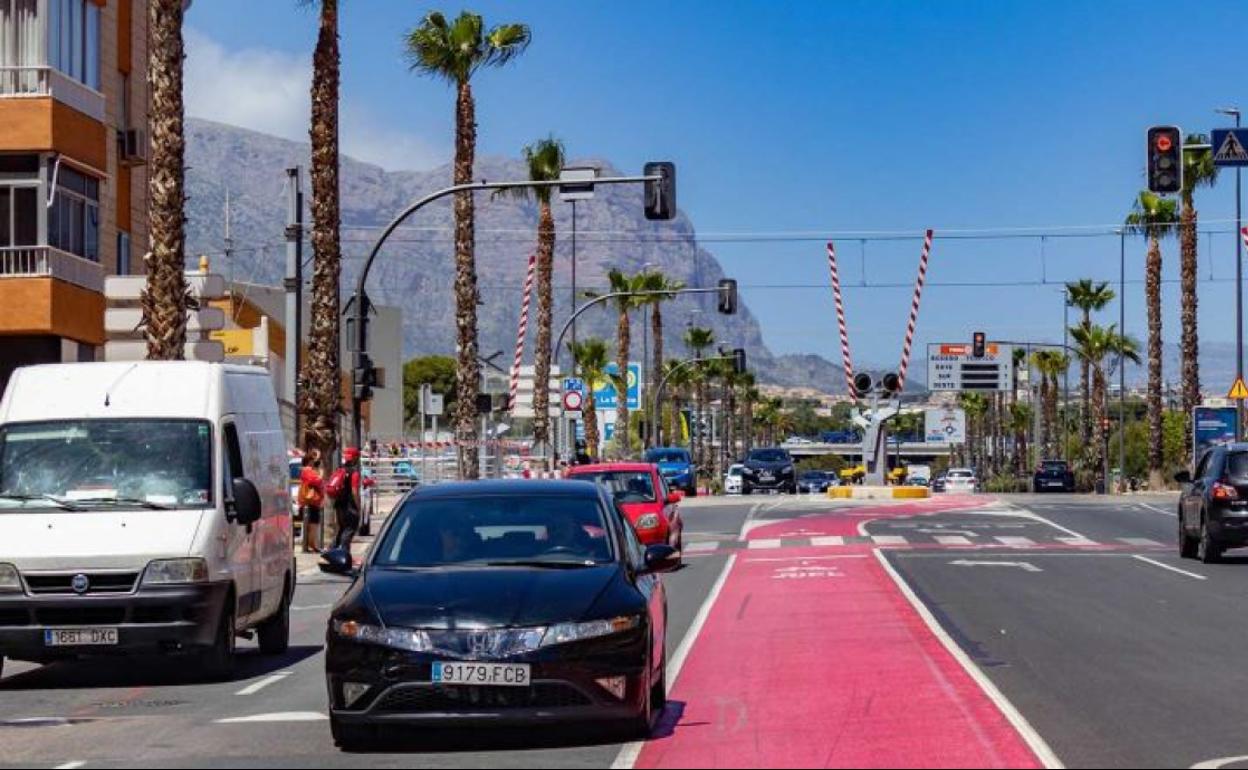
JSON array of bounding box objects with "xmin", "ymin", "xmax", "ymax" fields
[
  {"xmin": 215, "ymin": 711, "xmax": 328, "ymax": 724},
  {"xmin": 290, "ymin": 603, "xmax": 334, "ymax": 612},
  {"xmin": 1056, "ymin": 536, "xmax": 1098, "ymax": 546},
  {"xmin": 875, "ymin": 550, "xmax": 1065, "ymax": 769},
  {"xmin": 683, "ymin": 541, "xmax": 720, "ymax": 553},
  {"xmin": 745, "ymin": 554, "xmax": 869, "ymax": 563},
  {"xmin": 55, "ymin": 763, "xmax": 86, "ymax": 770},
  {"xmin": 935, "ymin": 535, "xmax": 974, "ymax": 546},
  {"xmin": 811, "ymin": 535, "xmax": 846, "ymax": 546},
  {"xmin": 870, "ymin": 535, "xmax": 908, "ymax": 545},
  {"xmin": 950, "ymin": 559, "xmax": 1043, "ymax": 572},
  {"xmin": 1119, "ymin": 537, "xmax": 1163, "ymax": 547},
  {"xmin": 995, "ymin": 536, "xmax": 1036, "ymax": 547},
  {"xmin": 1192, "ymin": 755, "xmax": 1248, "ymax": 769},
  {"xmin": 748, "ymin": 538, "xmax": 782, "ymax": 550},
  {"xmin": 1131, "ymin": 555, "xmax": 1208, "ymax": 581},
  {"xmin": 1136, "ymin": 503, "xmax": 1178, "ymax": 518},
  {"xmin": 235, "ymin": 671, "xmax": 293, "ymax": 696}
]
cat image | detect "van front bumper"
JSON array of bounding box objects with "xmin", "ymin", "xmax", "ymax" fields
[{"xmin": 0, "ymin": 581, "xmax": 231, "ymax": 663}]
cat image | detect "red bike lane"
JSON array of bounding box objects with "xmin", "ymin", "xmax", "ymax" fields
[{"xmin": 631, "ymin": 496, "xmax": 1054, "ymax": 769}]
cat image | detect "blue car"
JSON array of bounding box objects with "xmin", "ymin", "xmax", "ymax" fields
[{"xmin": 644, "ymin": 447, "xmax": 698, "ymax": 497}]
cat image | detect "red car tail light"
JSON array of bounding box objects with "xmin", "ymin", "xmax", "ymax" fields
[{"xmin": 1212, "ymin": 482, "xmax": 1239, "ymax": 501}]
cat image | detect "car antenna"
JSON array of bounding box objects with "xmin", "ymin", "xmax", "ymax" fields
[{"xmin": 103, "ymin": 363, "xmax": 141, "ymax": 407}]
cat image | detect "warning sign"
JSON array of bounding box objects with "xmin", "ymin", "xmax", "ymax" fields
[
  {"xmin": 1213, "ymin": 129, "xmax": 1248, "ymax": 167},
  {"xmin": 1229, "ymin": 377, "xmax": 1248, "ymax": 401}
]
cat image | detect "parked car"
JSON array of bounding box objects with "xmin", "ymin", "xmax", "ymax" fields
[
  {"xmin": 0, "ymin": 362, "xmax": 294, "ymax": 680},
  {"xmin": 943, "ymin": 468, "xmax": 978, "ymax": 494},
  {"xmin": 930, "ymin": 473, "xmax": 947, "ymax": 493},
  {"xmin": 325, "ymin": 480, "xmax": 677, "ymax": 748},
  {"xmin": 797, "ymin": 470, "xmax": 834, "ymax": 494},
  {"xmin": 724, "ymin": 464, "xmax": 745, "ymax": 495},
  {"xmin": 742, "ymin": 448, "xmax": 797, "ymax": 494},
  {"xmin": 1033, "ymin": 459, "xmax": 1076, "ymax": 493},
  {"xmin": 644, "ymin": 447, "xmax": 697, "ymax": 496},
  {"xmin": 1176, "ymin": 444, "xmax": 1248, "ymax": 563},
  {"xmin": 564, "ymin": 463, "xmax": 683, "ymax": 551}
]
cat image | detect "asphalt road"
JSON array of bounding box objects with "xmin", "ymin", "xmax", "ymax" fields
[{"xmin": 7, "ymin": 492, "xmax": 1248, "ymax": 768}]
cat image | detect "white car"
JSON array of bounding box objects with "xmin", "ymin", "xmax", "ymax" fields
[
  {"xmin": 725, "ymin": 464, "xmax": 745, "ymax": 495},
  {"xmin": 944, "ymin": 468, "xmax": 978, "ymax": 494}
]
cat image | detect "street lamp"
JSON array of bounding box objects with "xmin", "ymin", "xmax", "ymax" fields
[{"xmin": 1216, "ymin": 107, "xmax": 1243, "ymax": 438}]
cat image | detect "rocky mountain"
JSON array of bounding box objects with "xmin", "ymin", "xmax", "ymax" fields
[{"xmin": 184, "ymin": 118, "xmax": 856, "ymax": 391}]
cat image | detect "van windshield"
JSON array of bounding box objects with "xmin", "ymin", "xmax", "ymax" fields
[{"xmin": 0, "ymin": 420, "xmax": 214, "ymax": 510}]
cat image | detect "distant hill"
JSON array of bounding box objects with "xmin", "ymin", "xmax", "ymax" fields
[{"xmin": 184, "ymin": 118, "xmax": 857, "ymax": 391}]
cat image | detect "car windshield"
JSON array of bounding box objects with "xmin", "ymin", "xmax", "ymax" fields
[
  {"xmin": 749, "ymin": 450, "xmax": 788, "ymax": 463},
  {"xmin": 570, "ymin": 470, "xmax": 656, "ymax": 503},
  {"xmin": 948, "ymin": 470, "xmax": 973, "ymax": 478},
  {"xmin": 1041, "ymin": 462, "xmax": 1067, "ymax": 472},
  {"xmin": 646, "ymin": 450, "xmax": 689, "ymax": 464},
  {"xmin": 800, "ymin": 471, "xmax": 825, "ymax": 480},
  {"xmin": 374, "ymin": 494, "xmax": 614, "ymax": 568},
  {"xmin": 728, "ymin": 466, "xmax": 743, "ymax": 477},
  {"xmin": 0, "ymin": 419, "xmax": 214, "ymax": 510}
]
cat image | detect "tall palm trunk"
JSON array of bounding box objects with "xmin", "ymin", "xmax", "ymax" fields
[
  {"xmin": 1079, "ymin": 310, "xmax": 1092, "ymax": 445},
  {"xmin": 615, "ymin": 312, "xmax": 631, "ymax": 457},
  {"xmin": 1091, "ymin": 365, "xmax": 1108, "ymax": 485},
  {"xmin": 1146, "ymin": 234, "xmax": 1165, "ymax": 488},
  {"xmin": 302, "ymin": 0, "xmax": 341, "ymax": 457},
  {"xmin": 532, "ymin": 199, "xmax": 556, "ymax": 463},
  {"xmin": 143, "ymin": 0, "xmax": 189, "ymax": 361},
  {"xmin": 650, "ymin": 304, "xmax": 663, "ymax": 444},
  {"xmin": 725, "ymin": 388, "xmax": 737, "ymax": 465},
  {"xmin": 697, "ymin": 375, "xmax": 708, "ymax": 475},
  {"xmin": 1179, "ymin": 204, "xmax": 1200, "ymax": 464},
  {"xmin": 583, "ymin": 392, "xmax": 599, "ymax": 461},
  {"xmin": 453, "ymin": 80, "xmax": 480, "ymax": 479},
  {"xmin": 1038, "ymin": 375, "xmax": 1051, "ymax": 457}
]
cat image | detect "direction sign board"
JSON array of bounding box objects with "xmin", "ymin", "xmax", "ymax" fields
[
  {"xmin": 926, "ymin": 343, "xmax": 1015, "ymax": 392},
  {"xmin": 1194, "ymin": 406, "xmax": 1238, "ymax": 459},
  {"xmin": 924, "ymin": 406, "xmax": 967, "ymax": 444},
  {"xmin": 1212, "ymin": 129, "xmax": 1248, "ymax": 167}
]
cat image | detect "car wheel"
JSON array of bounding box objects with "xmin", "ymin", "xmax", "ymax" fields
[
  {"xmin": 1179, "ymin": 515, "xmax": 1198, "ymax": 559},
  {"xmin": 198, "ymin": 602, "xmax": 236, "ymax": 682},
  {"xmin": 742, "ymin": 484, "xmax": 752, "ymax": 496},
  {"xmin": 257, "ymin": 580, "xmax": 291, "ymax": 655},
  {"xmin": 627, "ymin": 655, "xmax": 656, "ymax": 738},
  {"xmin": 652, "ymin": 650, "xmax": 668, "ymax": 713},
  {"xmin": 1199, "ymin": 515, "xmax": 1222, "ymax": 564},
  {"xmin": 331, "ymin": 718, "xmax": 376, "ymax": 751}
]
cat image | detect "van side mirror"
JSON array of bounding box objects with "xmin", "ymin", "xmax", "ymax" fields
[
  {"xmin": 642, "ymin": 544, "xmax": 680, "ymax": 575},
  {"xmin": 1174, "ymin": 470, "xmax": 1193, "ymax": 485},
  {"xmin": 230, "ymin": 478, "xmax": 262, "ymax": 526}
]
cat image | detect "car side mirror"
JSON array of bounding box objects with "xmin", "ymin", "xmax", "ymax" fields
[
  {"xmin": 230, "ymin": 477, "xmax": 262, "ymax": 526},
  {"xmin": 642, "ymin": 544, "xmax": 680, "ymax": 575},
  {"xmin": 1174, "ymin": 470, "xmax": 1192, "ymax": 485},
  {"xmin": 667, "ymin": 491, "xmax": 683, "ymax": 504}
]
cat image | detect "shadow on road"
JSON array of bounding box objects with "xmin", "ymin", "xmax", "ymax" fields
[{"xmin": 0, "ymin": 644, "xmax": 322, "ymax": 691}]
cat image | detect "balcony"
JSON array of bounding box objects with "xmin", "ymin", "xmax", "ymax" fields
[
  {"xmin": 0, "ymin": 245, "xmax": 104, "ymax": 293},
  {"xmin": 0, "ymin": 65, "xmax": 105, "ymax": 122}
]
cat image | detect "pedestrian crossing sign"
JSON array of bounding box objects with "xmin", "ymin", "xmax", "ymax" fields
[
  {"xmin": 1213, "ymin": 129, "xmax": 1248, "ymax": 167},
  {"xmin": 1228, "ymin": 377, "xmax": 1248, "ymax": 400}
]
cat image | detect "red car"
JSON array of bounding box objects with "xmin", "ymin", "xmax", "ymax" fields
[{"xmin": 565, "ymin": 462, "xmax": 684, "ymax": 551}]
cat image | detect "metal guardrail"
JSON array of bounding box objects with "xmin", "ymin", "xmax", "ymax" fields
[{"xmin": 0, "ymin": 246, "xmax": 104, "ymax": 292}]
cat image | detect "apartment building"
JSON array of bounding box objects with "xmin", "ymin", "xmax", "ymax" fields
[{"xmin": 0, "ymin": 0, "xmax": 149, "ymax": 392}]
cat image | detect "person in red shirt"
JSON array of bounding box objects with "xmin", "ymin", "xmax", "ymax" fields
[
  {"xmin": 330, "ymin": 448, "xmax": 365, "ymax": 566},
  {"xmin": 297, "ymin": 451, "xmax": 325, "ymax": 553}
]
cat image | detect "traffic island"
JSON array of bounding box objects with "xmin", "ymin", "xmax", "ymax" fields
[{"xmin": 829, "ymin": 486, "xmax": 931, "ymax": 500}]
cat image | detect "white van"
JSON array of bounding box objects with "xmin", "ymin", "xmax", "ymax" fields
[{"xmin": 0, "ymin": 361, "xmax": 294, "ymax": 679}]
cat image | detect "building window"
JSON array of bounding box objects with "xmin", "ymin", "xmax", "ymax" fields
[
  {"xmin": 47, "ymin": 162, "xmax": 99, "ymax": 262},
  {"xmin": 117, "ymin": 231, "xmax": 130, "ymax": 275},
  {"xmin": 0, "ymin": 184, "xmax": 38, "ymax": 247},
  {"xmin": 43, "ymin": 0, "xmax": 100, "ymax": 91},
  {"xmin": 0, "ymin": 0, "xmax": 45, "ymax": 93}
]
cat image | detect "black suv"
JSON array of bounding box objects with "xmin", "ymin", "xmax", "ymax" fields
[
  {"xmin": 1177, "ymin": 444, "xmax": 1248, "ymax": 563},
  {"xmin": 1033, "ymin": 460, "xmax": 1075, "ymax": 493},
  {"xmin": 742, "ymin": 448, "xmax": 797, "ymax": 495}
]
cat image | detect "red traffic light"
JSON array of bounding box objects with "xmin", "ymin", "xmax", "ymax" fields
[{"xmin": 1155, "ymin": 134, "xmax": 1173, "ymax": 152}]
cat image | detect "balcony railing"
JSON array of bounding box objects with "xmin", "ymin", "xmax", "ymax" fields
[
  {"xmin": 0, "ymin": 245, "xmax": 104, "ymax": 293},
  {"xmin": 0, "ymin": 66, "xmax": 105, "ymax": 122}
]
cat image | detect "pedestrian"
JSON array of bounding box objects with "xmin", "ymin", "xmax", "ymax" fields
[
  {"xmin": 297, "ymin": 450, "xmax": 325, "ymax": 554},
  {"xmin": 327, "ymin": 447, "xmax": 364, "ymax": 568}
]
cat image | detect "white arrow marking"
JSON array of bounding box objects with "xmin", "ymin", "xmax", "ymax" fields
[{"xmin": 950, "ymin": 559, "xmax": 1042, "ymax": 573}]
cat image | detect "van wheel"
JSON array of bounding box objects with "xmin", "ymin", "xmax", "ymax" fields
[
  {"xmin": 199, "ymin": 604, "xmax": 236, "ymax": 681},
  {"xmin": 257, "ymin": 581, "xmax": 291, "ymax": 655}
]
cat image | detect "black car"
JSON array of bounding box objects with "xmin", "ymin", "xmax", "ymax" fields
[
  {"xmin": 325, "ymin": 480, "xmax": 678, "ymax": 749},
  {"xmin": 741, "ymin": 448, "xmax": 797, "ymax": 494},
  {"xmin": 1177, "ymin": 444, "xmax": 1248, "ymax": 563},
  {"xmin": 1033, "ymin": 460, "xmax": 1075, "ymax": 493},
  {"xmin": 796, "ymin": 470, "xmax": 833, "ymax": 494},
  {"xmin": 930, "ymin": 474, "xmax": 947, "ymax": 493}
]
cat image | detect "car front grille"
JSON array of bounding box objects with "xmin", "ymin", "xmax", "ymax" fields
[
  {"xmin": 373, "ymin": 683, "xmax": 593, "ymax": 713},
  {"xmin": 23, "ymin": 572, "xmax": 139, "ymax": 595}
]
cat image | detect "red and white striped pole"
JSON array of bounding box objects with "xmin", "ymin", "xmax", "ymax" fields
[
  {"xmin": 827, "ymin": 241, "xmax": 856, "ymax": 397},
  {"xmin": 509, "ymin": 254, "xmax": 537, "ymax": 410},
  {"xmin": 898, "ymin": 229, "xmax": 935, "ymax": 390}
]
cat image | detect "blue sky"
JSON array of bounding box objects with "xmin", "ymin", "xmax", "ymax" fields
[{"xmin": 186, "ymin": 1, "xmax": 1248, "ymax": 375}]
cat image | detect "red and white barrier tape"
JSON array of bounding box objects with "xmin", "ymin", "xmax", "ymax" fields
[
  {"xmin": 509, "ymin": 254, "xmax": 537, "ymax": 410},
  {"xmin": 898, "ymin": 228, "xmax": 934, "ymax": 389},
  {"xmin": 826, "ymin": 240, "xmax": 856, "ymax": 397}
]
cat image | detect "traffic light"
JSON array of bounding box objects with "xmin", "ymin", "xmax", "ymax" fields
[
  {"xmin": 881, "ymin": 372, "xmax": 901, "ymax": 395},
  {"xmin": 353, "ymin": 353, "xmax": 377, "ymax": 402},
  {"xmin": 853, "ymin": 371, "xmax": 874, "ymax": 397},
  {"xmin": 1147, "ymin": 126, "xmax": 1183, "ymax": 195},
  {"xmin": 972, "ymin": 332, "xmax": 986, "ymax": 358},
  {"xmin": 643, "ymin": 162, "xmax": 676, "ymax": 220},
  {"xmin": 476, "ymin": 393, "xmax": 495, "ymax": 414},
  {"xmin": 718, "ymin": 279, "xmax": 738, "ymax": 315},
  {"xmin": 732, "ymin": 348, "xmax": 747, "ymax": 374}
]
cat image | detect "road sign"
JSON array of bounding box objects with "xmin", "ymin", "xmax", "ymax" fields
[
  {"xmin": 595, "ymin": 362, "xmax": 642, "ymax": 410},
  {"xmin": 926, "ymin": 342, "xmax": 1015, "ymax": 392},
  {"xmin": 1194, "ymin": 406, "xmax": 1238, "ymax": 459},
  {"xmin": 562, "ymin": 389, "xmax": 584, "ymax": 412},
  {"xmin": 1229, "ymin": 378, "xmax": 1248, "ymax": 401},
  {"xmin": 1212, "ymin": 129, "xmax": 1248, "ymax": 167},
  {"xmin": 924, "ymin": 406, "xmax": 967, "ymax": 443}
]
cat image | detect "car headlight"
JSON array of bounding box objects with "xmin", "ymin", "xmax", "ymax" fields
[
  {"xmin": 541, "ymin": 616, "xmax": 641, "ymax": 647},
  {"xmin": 142, "ymin": 558, "xmax": 208, "ymax": 586},
  {"xmin": 0, "ymin": 563, "xmax": 21, "ymax": 593},
  {"xmin": 636, "ymin": 514, "xmax": 661, "ymax": 530},
  {"xmin": 333, "ymin": 619, "xmax": 432, "ymax": 653},
  {"xmin": 783, "ymin": 466, "xmax": 795, "ymax": 474}
]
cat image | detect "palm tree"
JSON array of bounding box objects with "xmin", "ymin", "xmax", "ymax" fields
[
  {"xmin": 1179, "ymin": 135, "xmax": 1219, "ymax": 464},
  {"xmin": 569, "ymin": 338, "xmax": 608, "ymax": 461},
  {"xmin": 606, "ymin": 269, "xmax": 648, "ymax": 457},
  {"xmin": 294, "ymin": 0, "xmax": 344, "ymax": 459},
  {"xmin": 1072, "ymin": 323, "xmax": 1141, "ymax": 488},
  {"xmin": 639, "ymin": 270, "xmax": 685, "ymax": 446},
  {"xmin": 142, "ymin": 0, "xmax": 191, "ymax": 360},
  {"xmin": 1125, "ymin": 190, "xmax": 1179, "ymax": 490},
  {"xmin": 1065, "ymin": 280, "xmax": 1116, "ymax": 447},
  {"xmin": 737, "ymin": 372, "xmax": 758, "ymax": 455},
  {"xmin": 404, "ymin": 11, "xmax": 531, "ymax": 479},
  {"xmin": 1032, "ymin": 350, "xmax": 1069, "ymax": 459},
  {"xmin": 508, "ymin": 137, "xmax": 565, "ymax": 462},
  {"xmin": 683, "ymin": 325, "xmax": 716, "ymax": 472},
  {"xmin": 958, "ymin": 392, "xmax": 989, "ymax": 471}
]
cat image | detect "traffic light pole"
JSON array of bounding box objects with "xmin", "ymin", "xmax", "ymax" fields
[{"xmin": 349, "ymin": 173, "xmax": 662, "ymax": 449}]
